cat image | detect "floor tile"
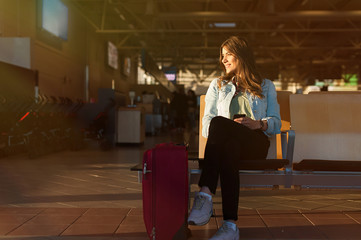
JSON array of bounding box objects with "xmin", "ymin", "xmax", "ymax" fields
[
  {"xmin": 26, "ymin": 214, "xmax": 80, "ymax": 225},
  {"xmin": 188, "ymin": 218, "xmax": 217, "ymax": 239},
  {"xmin": 40, "ymin": 208, "xmax": 88, "ymax": 215},
  {"xmin": 344, "ymin": 211, "xmax": 361, "ymax": 223},
  {"xmin": 257, "ymin": 209, "xmax": 302, "ymax": 217},
  {"xmin": 238, "ymin": 227, "xmax": 272, "ymax": 239},
  {"xmin": 73, "ymin": 215, "xmax": 125, "ymax": 225},
  {"xmin": 301, "ymin": 211, "xmax": 358, "ymax": 226},
  {"xmin": 115, "ymin": 224, "xmax": 148, "ymax": 238},
  {"xmin": 61, "ymin": 223, "xmax": 118, "ymax": 236},
  {"xmin": 0, "ymin": 214, "xmax": 35, "ymax": 224},
  {"xmin": 84, "ymin": 208, "xmax": 130, "ymax": 216},
  {"xmin": 237, "ymin": 216, "xmax": 266, "ymax": 228},
  {"xmin": 268, "ymin": 226, "xmax": 324, "ymax": 239},
  {"xmin": 262, "ymin": 216, "xmax": 312, "ymax": 227},
  {"xmin": 0, "ymin": 224, "xmax": 21, "ymax": 235},
  {"xmin": 127, "ymin": 208, "xmax": 143, "ymax": 216},
  {"xmin": 7, "ymin": 224, "xmax": 69, "ymax": 236},
  {"xmin": 0, "ymin": 207, "xmax": 43, "ymax": 215},
  {"xmin": 114, "ymin": 211, "xmax": 148, "ymax": 238},
  {"xmin": 316, "ymin": 225, "xmax": 361, "ymax": 239}
]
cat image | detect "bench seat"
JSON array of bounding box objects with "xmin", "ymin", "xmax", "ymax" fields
[
  {"xmin": 294, "ymin": 160, "xmax": 361, "ymax": 172},
  {"xmin": 196, "ymin": 158, "xmax": 289, "ymax": 171}
]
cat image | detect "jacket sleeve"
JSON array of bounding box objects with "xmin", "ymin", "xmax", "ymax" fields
[
  {"xmin": 202, "ymin": 79, "xmax": 219, "ymax": 138},
  {"xmin": 263, "ymin": 80, "xmax": 281, "ymax": 136}
]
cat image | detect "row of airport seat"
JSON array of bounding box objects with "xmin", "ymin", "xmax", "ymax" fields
[{"xmin": 192, "ymin": 91, "xmax": 361, "ymax": 189}]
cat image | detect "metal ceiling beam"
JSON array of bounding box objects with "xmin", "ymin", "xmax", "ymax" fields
[
  {"xmin": 117, "ymin": 46, "xmax": 361, "ymax": 51},
  {"xmin": 70, "ymin": 1, "xmax": 100, "ymax": 30},
  {"xmin": 107, "ymin": 0, "xmax": 253, "ymax": 2},
  {"xmin": 101, "ymin": 0, "xmax": 107, "ymax": 30},
  {"xmin": 117, "ymin": 2, "xmax": 149, "ymax": 29},
  {"xmin": 96, "ymin": 28, "xmax": 361, "ymax": 33},
  {"xmin": 157, "ymin": 11, "xmax": 361, "ymax": 20},
  {"xmin": 154, "ymin": 58, "xmax": 361, "ymax": 65}
]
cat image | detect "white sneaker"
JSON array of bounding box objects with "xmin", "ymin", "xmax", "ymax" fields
[
  {"xmin": 187, "ymin": 192, "xmax": 213, "ymax": 226},
  {"xmin": 209, "ymin": 221, "xmax": 240, "ymax": 240}
]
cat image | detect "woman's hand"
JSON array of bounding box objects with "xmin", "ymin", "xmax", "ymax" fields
[{"xmin": 234, "ymin": 116, "xmax": 264, "ymax": 130}]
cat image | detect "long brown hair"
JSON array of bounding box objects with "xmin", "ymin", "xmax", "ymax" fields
[{"xmin": 218, "ymin": 36, "xmax": 264, "ymax": 98}]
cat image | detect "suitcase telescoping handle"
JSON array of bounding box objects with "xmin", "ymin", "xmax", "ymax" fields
[{"xmin": 143, "ymin": 163, "xmax": 152, "ymax": 175}]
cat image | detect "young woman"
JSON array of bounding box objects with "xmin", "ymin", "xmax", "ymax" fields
[{"xmin": 187, "ymin": 36, "xmax": 281, "ymax": 240}]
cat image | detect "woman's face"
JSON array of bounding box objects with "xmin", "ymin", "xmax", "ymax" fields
[{"xmin": 221, "ymin": 47, "xmax": 238, "ymax": 75}]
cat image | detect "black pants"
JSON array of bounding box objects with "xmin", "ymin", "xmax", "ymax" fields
[{"xmin": 198, "ymin": 116, "xmax": 270, "ymax": 221}]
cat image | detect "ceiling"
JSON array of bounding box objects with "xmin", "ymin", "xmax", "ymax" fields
[{"xmin": 71, "ymin": 0, "xmax": 361, "ymax": 87}]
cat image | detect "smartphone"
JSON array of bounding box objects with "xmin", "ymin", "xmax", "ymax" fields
[{"xmin": 233, "ymin": 114, "xmax": 246, "ymax": 119}]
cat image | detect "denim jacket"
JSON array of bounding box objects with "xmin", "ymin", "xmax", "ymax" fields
[{"xmin": 202, "ymin": 78, "xmax": 281, "ymax": 138}]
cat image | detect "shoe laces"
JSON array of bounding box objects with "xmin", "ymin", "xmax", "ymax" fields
[
  {"xmin": 215, "ymin": 223, "xmax": 232, "ymax": 236},
  {"xmin": 193, "ymin": 195, "xmax": 206, "ymax": 210}
]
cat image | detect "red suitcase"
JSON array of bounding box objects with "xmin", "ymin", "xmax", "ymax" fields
[{"xmin": 142, "ymin": 143, "xmax": 189, "ymax": 240}]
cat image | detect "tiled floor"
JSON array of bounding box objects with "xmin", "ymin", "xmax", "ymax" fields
[{"xmin": 1, "ymin": 131, "xmax": 361, "ymax": 239}]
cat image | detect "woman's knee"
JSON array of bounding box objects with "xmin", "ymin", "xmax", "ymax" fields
[
  {"xmin": 210, "ymin": 116, "xmax": 227, "ymax": 126},
  {"xmin": 209, "ymin": 116, "xmax": 246, "ymax": 137},
  {"xmin": 209, "ymin": 116, "xmax": 228, "ymax": 133}
]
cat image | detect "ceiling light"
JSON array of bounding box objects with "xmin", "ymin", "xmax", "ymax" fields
[
  {"xmin": 114, "ymin": 7, "xmax": 126, "ymax": 21},
  {"xmin": 270, "ymin": 32, "xmax": 277, "ymax": 37},
  {"xmin": 119, "ymin": 14, "xmax": 126, "ymax": 21},
  {"xmin": 146, "ymin": 0, "xmax": 155, "ymax": 15},
  {"xmin": 301, "ymin": 0, "xmax": 308, "ymax": 6},
  {"xmin": 212, "ymin": 22, "xmax": 236, "ymax": 28},
  {"xmin": 277, "ymin": 23, "xmax": 285, "ymax": 29}
]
